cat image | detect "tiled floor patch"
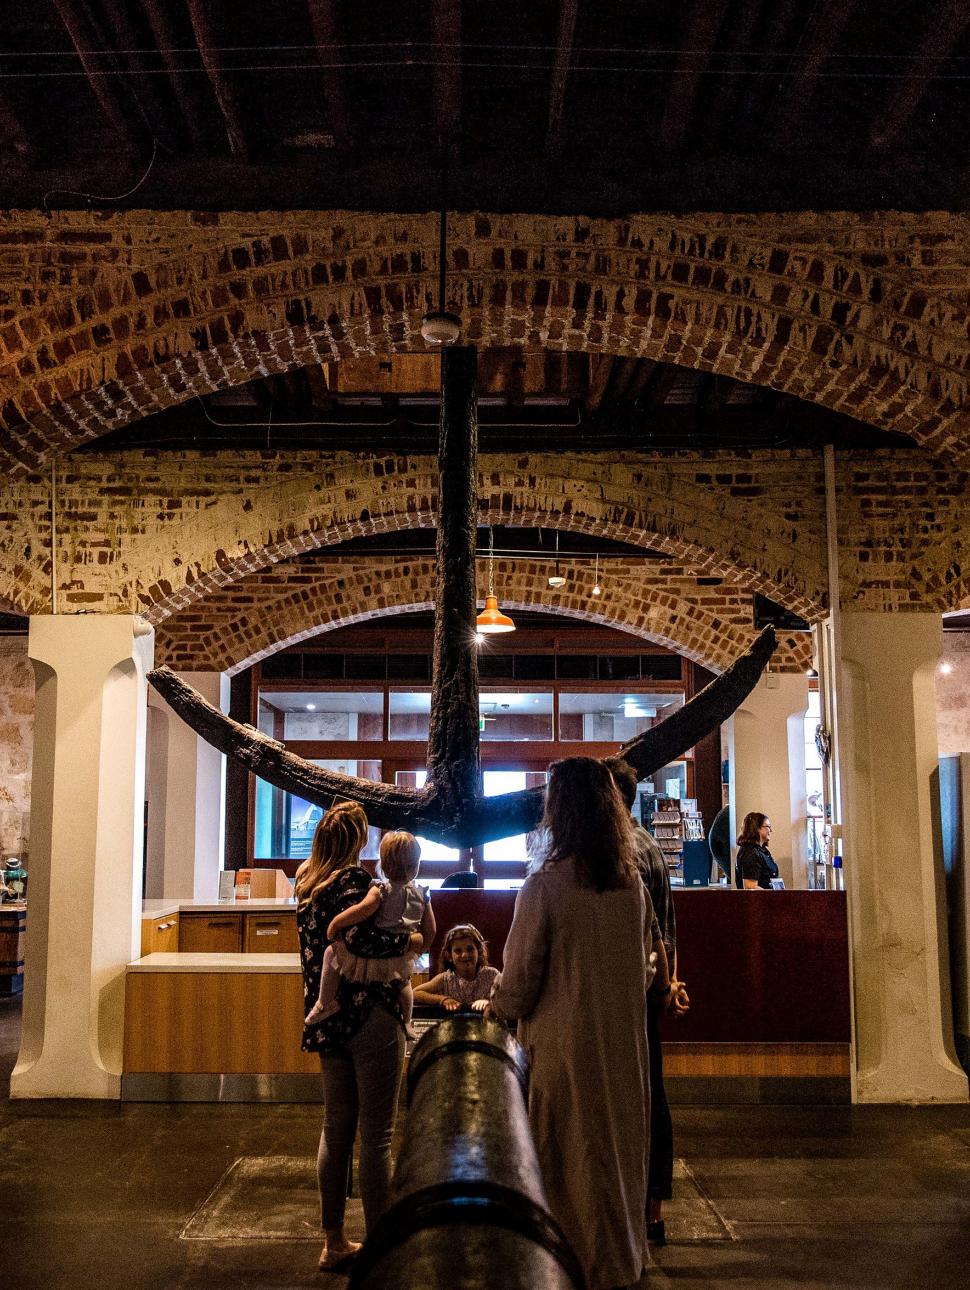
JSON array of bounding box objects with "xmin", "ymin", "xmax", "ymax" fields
[
  {"xmin": 666, "ymin": 1159, "xmax": 734, "ymax": 1242},
  {"xmin": 180, "ymin": 1155, "xmax": 731, "ymax": 1244},
  {"xmin": 181, "ymin": 1156, "xmax": 361, "ymax": 1243}
]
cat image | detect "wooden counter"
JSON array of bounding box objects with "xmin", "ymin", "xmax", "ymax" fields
[{"xmin": 123, "ymin": 890, "xmax": 852, "ymax": 1102}]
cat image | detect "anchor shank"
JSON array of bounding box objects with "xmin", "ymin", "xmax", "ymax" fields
[{"xmin": 426, "ymin": 345, "xmax": 482, "ymax": 823}]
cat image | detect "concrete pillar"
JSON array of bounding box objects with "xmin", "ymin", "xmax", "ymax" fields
[
  {"xmin": 727, "ymin": 673, "xmax": 810, "ymax": 889},
  {"xmin": 12, "ymin": 615, "xmax": 153, "ymax": 1100},
  {"xmin": 146, "ymin": 672, "xmax": 229, "ymax": 903},
  {"xmin": 840, "ymin": 612, "xmax": 967, "ymax": 1103}
]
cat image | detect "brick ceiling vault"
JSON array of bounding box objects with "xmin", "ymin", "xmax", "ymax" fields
[
  {"xmin": 1, "ymin": 211, "xmax": 970, "ymax": 471},
  {"xmin": 153, "ymin": 557, "xmax": 815, "ymax": 678},
  {"xmin": 0, "ymin": 451, "xmax": 827, "ymax": 622}
]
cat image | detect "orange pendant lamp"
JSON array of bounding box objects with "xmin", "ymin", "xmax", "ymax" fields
[{"xmin": 476, "ymin": 527, "xmax": 515, "ymax": 635}]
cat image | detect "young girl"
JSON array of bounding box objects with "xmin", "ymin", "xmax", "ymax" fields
[
  {"xmin": 306, "ymin": 830, "xmax": 435, "ymax": 1037},
  {"xmin": 413, "ymin": 923, "xmax": 499, "ymax": 1012}
]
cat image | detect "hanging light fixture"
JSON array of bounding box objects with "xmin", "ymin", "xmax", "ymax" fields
[
  {"xmin": 548, "ymin": 530, "xmax": 566, "ymax": 588},
  {"xmin": 421, "ymin": 140, "xmax": 461, "ymax": 346},
  {"xmin": 592, "ymin": 553, "xmax": 602, "ymax": 596},
  {"xmin": 476, "ymin": 527, "xmax": 516, "ymax": 634}
]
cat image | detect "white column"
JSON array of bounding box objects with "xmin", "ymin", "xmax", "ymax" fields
[
  {"xmin": 146, "ymin": 672, "xmax": 229, "ymax": 903},
  {"xmin": 12, "ymin": 615, "xmax": 153, "ymax": 1100},
  {"xmin": 727, "ymin": 673, "xmax": 810, "ymax": 889},
  {"xmin": 840, "ymin": 612, "xmax": 967, "ymax": 1103}
]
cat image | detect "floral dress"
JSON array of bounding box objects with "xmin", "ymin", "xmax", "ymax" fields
[
  {"xmin": 297, "ymin": 866, "xmax": 408, "ymax": 1054},
  {"xmin": 440, "ymin": 966, "xmax": 500, "ymax": 1006}
]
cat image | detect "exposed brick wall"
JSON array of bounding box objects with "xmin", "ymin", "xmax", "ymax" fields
[
  {"xmin": 0, "ymin": 637, "xmax": 33, "ymax": 859},
  {"xmin": 153, "ymin": 556, "xmax": 815, "ymax": 676},
  {"xmin": 1, "ymin": 446, "xmax": 966, "ymax": 623},
  {"xmin": 2, "ymin": 210, "xmax": 970, "ymax": 470}
]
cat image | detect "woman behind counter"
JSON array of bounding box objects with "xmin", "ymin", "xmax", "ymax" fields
[
  {"xmin": 734, "ymin": 812, "xmax": 780, "ymax": 890},
  {"xmin": 490, "ymin": 757, "xmax": 668, "ymax": 1290}
]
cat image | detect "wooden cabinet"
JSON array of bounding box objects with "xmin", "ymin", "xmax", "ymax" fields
[
  {"xmin": 178, "ymin": 913, "xmax": 243, "ymax": 953},
  {"xmin": 244, "ymin": 913, "xmax": 299, "ymax": 953},
  {"xmin": 141, "ymin": 914, "xmax": 179, "ymax": 956}
]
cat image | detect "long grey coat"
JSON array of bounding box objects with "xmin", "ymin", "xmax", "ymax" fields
[{"xmin": 492, "ymin": 859, "xmax": 653, "ymax": 1290}]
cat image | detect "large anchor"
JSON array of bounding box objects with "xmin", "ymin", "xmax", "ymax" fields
[{"xmin": 149, "ymin": 347, "xmax": 775, "ymax": 847}]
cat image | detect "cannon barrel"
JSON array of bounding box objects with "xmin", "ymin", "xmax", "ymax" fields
[{"xmin": 349, "ymin": 1015, "xmax": 584, "ymax": 1289}]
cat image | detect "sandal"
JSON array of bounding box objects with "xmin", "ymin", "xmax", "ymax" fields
[{"xmin": 318, "ymin": 1240, "xmax": 361, "ymax": 1272}]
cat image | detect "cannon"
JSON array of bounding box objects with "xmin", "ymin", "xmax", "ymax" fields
[{"xmin": 349, "ymin": 1015, "xmax": 585, "ymax": 1289}]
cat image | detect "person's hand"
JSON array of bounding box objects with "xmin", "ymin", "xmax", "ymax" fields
[
  {"xmin": 469, "ymin": 998, "xmax": 489, "ymax": 1013},
  {"xmin": 667, "ymin": 979, "xmax": 690, "ymax": 1017},
  {"xmin": 326, "ymin": 919, "xmax": 342, "ymax": 941},
  {"xmin": 441, "ymin": 997, "xmax": 461, "ymax": 1012},
  {"xmin": 408, "ymin": 931, "xmax": 424, "ymax": 955}
]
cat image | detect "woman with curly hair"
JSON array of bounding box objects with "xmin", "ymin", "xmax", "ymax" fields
[{"xmin": 491, "ymin": 757, "xmax": 668, "ymax": 1290}]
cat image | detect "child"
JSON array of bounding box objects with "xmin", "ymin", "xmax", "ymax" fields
[
  {"xmin": 413, "ymin": 923, "xmax": 499, "ymax": 1012},
  {"xmin": 305, "ymin": 830, "xmax": 435, "ymax": 1039}
]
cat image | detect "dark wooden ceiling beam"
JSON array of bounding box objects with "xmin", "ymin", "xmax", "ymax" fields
[
  {"xmin": 769, "ymin": 0, "xmax": 855, "ymax": 150},
  {"xmin": 51, "ymin": 0, "xmax": 146, "ymax": 154},
  {"xmin": 586, "ymin": 355, "xmax": 615, "ymax": 411},
  {"xmin": 625, "ymin": 360, "xmax": 659, "ymax": 408},
  {"xmin": 95, "ymin": 0, "xmax": 184, "ymax": 151},
  {"xmin": 307, "ymin": 0, "xmax": 353, "ymax": 153},
  {"xmin": 606, "ymin": 357, "xmax": 642, "ymax": 405},
  {"xmin": 733, "ymin": 0, "xmax": 800, "ymax": 145},
  {"xmin": 431, "ymin": 0, "xmax": 462, "ymax": 161},
  {"xmin": 640, "ymin": 363, "xmax": 680, "ymax": 407},
  {"xmin": 545, "ymin": 0, "xmax": 579, "ymax": 157},
  {"xmin": 0, "ymin": 94, "xmax": 30, "ymax": 159},
  {"xmin": 139, "ymin": 0, "xmax": 212, "ymax": 149},
  {"xmin": 870, "ymin": 0, "xmax": 970, "ymax": 149},
  {"xmin": 185, "ymin": 0, "xmax": 255, "ymax": 159},
  {"xmin": 698, "ymin": 0, "xmax": 762, "ymax": 143},
  {"xmin": 660, "ymin": 0, "xmax": 730, "ymax": 150}
]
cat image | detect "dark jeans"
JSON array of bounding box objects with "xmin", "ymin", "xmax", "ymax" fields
[
  {"xmin": 317, "ymin": 1003, "xmax": 406, "ymax": 1232},
  {"xmin": 647, "ymin": 996, "xmax": 673, "ymax": 1202}
]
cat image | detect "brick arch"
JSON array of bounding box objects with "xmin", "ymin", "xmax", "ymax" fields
[
  {"xmin": 123, "ymin": 452, "xmax": 827, "ymax": 625},
  {"xmin": 2, "ymin": 211, "xmax": 969, "ymax": 471},
  {"xmin": 154, "ymin": 557, "xmax": 814, "ymax": 676}
]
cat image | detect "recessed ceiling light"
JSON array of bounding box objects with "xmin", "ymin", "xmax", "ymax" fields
[{"xmin": 306, "ymin": 703, "xmax": 316, "ymax": 711}]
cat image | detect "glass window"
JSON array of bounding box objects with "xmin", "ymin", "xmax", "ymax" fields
[
  {"xmin": 254, "ymin": 759, "xmax": 383, "ymax": 861},
  {"xmin": 302, "ymin": 654, "xmax": 347, "ymax": 681},
  {"xmin": 481, "ymin": 769, "xmax": 547, "ymax": 865},
  {"xmin": 598, "ymin": 655, "xmax": 641, "ymax": 682},
  {"xmin": 258, "ymin": 690, "xmax": 384, "ymax": 741},
  {"xmin": 514, "ymin": 655, "xmax": 556, "ymax": 681},
  {"xmin": 389, "ymin": 690, "xmax": 431, "ymax": 740},
  {"xmin": 635, "ymin": 761, "xmax": 688, "ymax": 809},
  {"xmin": 558, "ymin": 692, "xmax": 683, "ymax": 742},
  {"xmin": 480, "ymin": 692, "xmax": 553, "ymax": 741},
  {"xmin": 640, "ymin": 655, "xmax": 682, "ymax": 681}
]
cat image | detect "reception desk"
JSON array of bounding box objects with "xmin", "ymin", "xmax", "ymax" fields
[{"xmin": 123, "ymin": 889, "xmax": 851, "ymax": 1103}]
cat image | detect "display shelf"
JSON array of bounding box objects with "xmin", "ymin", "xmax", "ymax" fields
[{"xmin": 643, "ymin": 795, "xmax": 704, "ymax": 873}]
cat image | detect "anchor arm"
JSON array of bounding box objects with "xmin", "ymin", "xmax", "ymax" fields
[{"xmin": 147, "ymin": 666, "xmax": 443, "ymax": 836}]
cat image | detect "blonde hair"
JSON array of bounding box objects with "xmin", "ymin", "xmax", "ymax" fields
[
  {"xmin": 295, "ymin": 801, "xmax": 369, "ymax": 909},
  {"xmin": 440, "ymin": 923, "xmax": 489, "ymax": 974},
  {"xmin": 379, "ymin": 831, "xmax": 421, "ymax": 882}
]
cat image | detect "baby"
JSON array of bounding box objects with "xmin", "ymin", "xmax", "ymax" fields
[{"xmin": 305, "ymin": 830, "xmax": 434, "ymax": 1038}]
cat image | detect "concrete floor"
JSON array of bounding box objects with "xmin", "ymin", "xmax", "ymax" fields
[{"xmin": 2, "ymin": 996, "xmax": 970, "ymax": 1289}]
